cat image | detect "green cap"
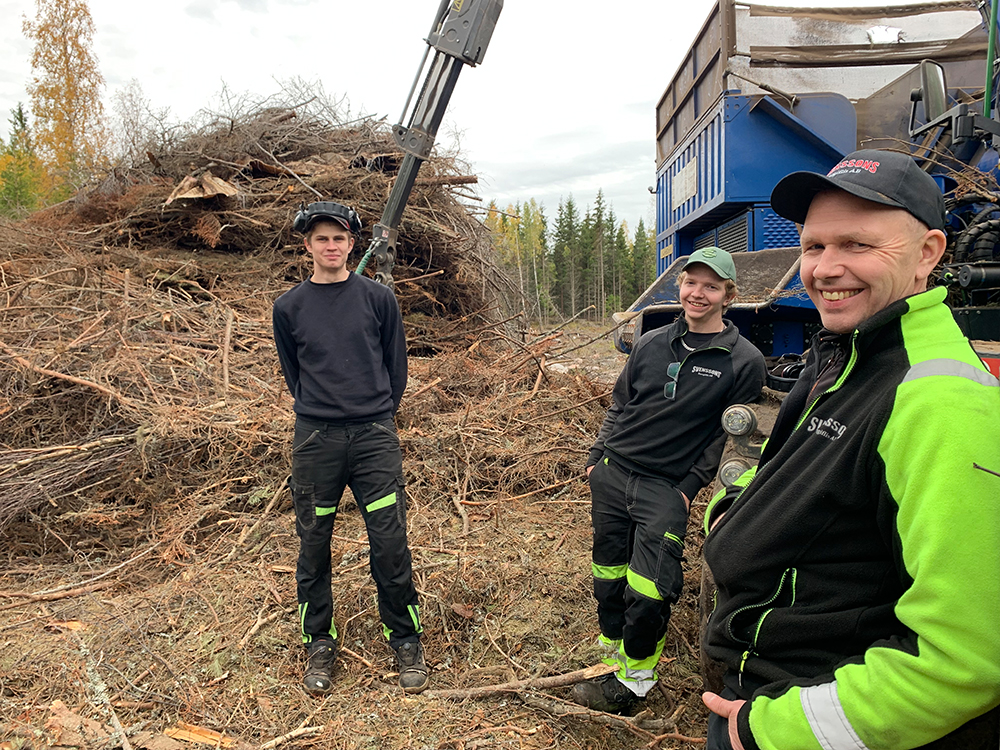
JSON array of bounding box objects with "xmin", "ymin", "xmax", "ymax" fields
[{"xmin": 682, "ymin": 247, "xmax": 736, "ymax": 280}]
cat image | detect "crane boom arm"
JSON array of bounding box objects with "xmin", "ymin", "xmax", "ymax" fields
[{"xmin": 357, "ymin": 0, "xmax": 503, "ymax": 288}]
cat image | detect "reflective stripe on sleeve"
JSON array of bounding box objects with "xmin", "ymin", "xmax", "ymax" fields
[
  {"xmin": 901, "ymin": 358, "xmax": 999, "ymax": 388},
  {"xmin": 799, "ymin": 682, "xmax": 869, "ymax": 750}
]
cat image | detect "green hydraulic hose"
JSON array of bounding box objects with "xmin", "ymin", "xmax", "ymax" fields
[
  {"xmin": 987, "ymin": 0, "xmax": 998, "ymax": 119},
  {"xmin": 355, "ymin": 244, "xmax": 375, "ymax": 275}
]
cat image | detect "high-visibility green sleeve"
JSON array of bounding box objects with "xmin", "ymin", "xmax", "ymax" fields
[
  {"xmin": 704, "ymin": 465, "xmax": 757, "ymax": 535},
  {"xmin": 747, "ymin": 346, "xmax": 1000, "ymax": 749}
]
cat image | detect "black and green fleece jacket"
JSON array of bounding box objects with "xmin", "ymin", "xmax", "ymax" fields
[
  {"xmin": 587, "ymin": 316, "xmax": 765, "ymax": 501},
  {"xmin": 703, "ymin": 287, "xmax": 1000, "ymax": 750}
]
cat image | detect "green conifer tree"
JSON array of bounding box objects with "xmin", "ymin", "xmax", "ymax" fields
[
  {"xmin": 630, "ymin": 218, "xmax": 656, "ymax": 305},
  {"xmin": 0, "ymin": 104, "xmax": 46, "ymax": 218},
  {"xmin": 552, "ymin": 197, "xmax": 580, "ymax": 316}
]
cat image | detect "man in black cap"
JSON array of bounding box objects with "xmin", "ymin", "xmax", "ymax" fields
[
  {"xmin": 573, "ymin": 247, "xmax": 765, "ymax": 714},
  {"xmin": 273, "ymin": 201, "xmax": 428, "ymax": 695},
  {"xmin": 701, "ymin": 150, "xmax": 1000, "ymax": 749}
]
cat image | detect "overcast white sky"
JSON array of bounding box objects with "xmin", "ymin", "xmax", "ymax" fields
[{"xmin": 0, "ymin": 0, "xmax": 912, "ymax": 232}]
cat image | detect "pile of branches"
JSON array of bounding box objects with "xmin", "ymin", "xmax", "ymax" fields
[
  {"xmin": 0, "ymin": 220, "xmax": 718, "ymax": 746},
  {"xmin": 0, "ymin": 96, "xmax": 725, "ymax": 748},
  {"xmin": 0, "ymin": 215, "xmax": 611, "ymax": 545},
  {"xmin": 28, "ymin": 92, "xmax": 519, "ymax": 320}
]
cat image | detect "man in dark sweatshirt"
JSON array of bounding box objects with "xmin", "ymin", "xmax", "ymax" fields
[
  {"xmin": 272, "ymin": 201, "xmax": 427, "ymax": 695},
  {"xmin": 573, "ymin": 247, "xmax": 765, "ymax": 713}
]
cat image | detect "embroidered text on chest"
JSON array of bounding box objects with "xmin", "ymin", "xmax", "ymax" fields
[{"xmin": 807, "ymin": 416, "xmax": 847, "ymax": 441}]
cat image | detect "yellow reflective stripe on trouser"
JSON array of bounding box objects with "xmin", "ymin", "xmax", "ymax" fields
[
  {"xmin": 365, "ymin": 491, "xmax": 396, "ymax": 513},
  {"xmin": 616, "ymin": 635, "xmax": 666, "ymax": 697},
  {"xmin": 383, "ymin": 604, "xmax": 423, "ymax": 640},
  {"xmin": 408, "ymin": 604, "xmax": 422, "ymax": 633},
  {"xmin": 299, "ymin": 603, "xmax": 337, "ymax": 643},
  {"xmin": 315, "ymin": 506, "xmax": 337, "ymax": 516},
  {"xmin": 627, "ymin": 567, "xmax": 663, "ymax": 601},
  {"xmin": 592, "ymin": 563, "xmax": 628, "ymax": 580},
  {"xmin": 598, "ymin": 633, "xmax": 621, "ymax": 649}
]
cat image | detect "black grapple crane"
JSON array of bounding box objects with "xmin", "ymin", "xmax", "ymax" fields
[{"xmin": 355, "ymin": 0, "xmax": 503, "ymax": 288}]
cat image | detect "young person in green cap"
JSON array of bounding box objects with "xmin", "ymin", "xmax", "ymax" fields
[{"xmin": 574, "ymin": 247, "xmax": 766, "ymax": 713}]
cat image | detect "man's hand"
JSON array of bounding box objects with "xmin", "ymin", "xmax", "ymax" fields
[
  {"xmin": 586, "ymin": 465, "xmax": 594, "ymax": 477},
  {"xmin": 702, "ymin": 692, "xmax": 746, "ymax": 750},
  {"xmin": 709, "ymin": 511, "xmax": 725, "ymax": 532},
  {"xmin": 680, "ymin": 490, "xmax": 690, "ymax": 511}
]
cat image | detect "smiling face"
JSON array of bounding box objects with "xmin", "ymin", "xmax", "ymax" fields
[
  {"xmin": 799, "ymin": 190, "xmax": 946, "ymax": 333},
  {"xmin": 679, "ymin": 264, "xmax": 735, "ymax": 333},
  {"xmin": 305, "ymin": 220, "xmax": 355, "ymax": 283}
]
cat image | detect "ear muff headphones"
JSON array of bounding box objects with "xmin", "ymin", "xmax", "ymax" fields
[{"xmin": 292, "ymin": 201, "xmax": 363, "ymax": 234}]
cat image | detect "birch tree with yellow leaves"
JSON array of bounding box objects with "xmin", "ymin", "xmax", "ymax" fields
[{"xmin": 22, "ymin": 0, "xmax": 107, "ymax": 198}]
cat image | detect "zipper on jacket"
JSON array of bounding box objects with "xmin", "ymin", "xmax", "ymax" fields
[
  {"xmin": 675, "ymin": 345, "xmax": 730, "ymax": 380},
  {"xmin": 793, "ymin": 332, "xmax": 859, "ymax": 432},
  {"xmin": 728, "ymin": 568, "xmax": 797, "ymax": 686}
]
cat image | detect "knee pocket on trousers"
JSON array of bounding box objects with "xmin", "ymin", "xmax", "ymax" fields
[
  {"xmin": 364, "ymin": 474, "xmax": 408, "ymax": 532},
  {"xmin": 395, "ymin": 474, "xmax": 408, "ymax": 527},
  {"xmin": 654, "ymin": 534, "xmax": 685, "ymax": 603},
  {"xmin": 291, "ymin": 480, "xmax": 339, "ymax": 532}
]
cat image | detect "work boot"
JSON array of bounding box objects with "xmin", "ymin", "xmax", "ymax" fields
[
  {"xmin": 571, "ymin": 672, "xmax": 643, "ymax": 714},
  {"xmin": 303, "ymin": 639, "xmax": 337, "ymax": 694},
  {"xmin": 394, "ymin": 641, "xmax": 429, "ymax": 694}
]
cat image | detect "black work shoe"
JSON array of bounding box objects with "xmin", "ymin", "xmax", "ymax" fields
[
  {"xmin": 303, "ymin": 640, "xmax": 337, "ymax": 694},
  {"xmin": 394, "ymin": 641, "xmax": 429, "ymax": 694},
  {"xmin": 571, "ymin": 673, "xmax": 643, "ymax": 714}
]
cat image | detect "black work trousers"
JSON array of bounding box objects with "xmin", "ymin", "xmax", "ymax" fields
[
  {"xmin": 589, "ymin": 455, "xmax": 688, "ymax": 676},
  {"xmin": 290, "ymin": 415, "xmax": 421, "ymax": 650}
]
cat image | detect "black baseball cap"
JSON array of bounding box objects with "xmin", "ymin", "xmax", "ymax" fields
[{"xmin": 770, "ymin": 149, "xmax": 945, "ymax": 231}]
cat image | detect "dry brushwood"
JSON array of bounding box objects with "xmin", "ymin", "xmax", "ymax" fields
[
  {"xmin": 0, "ymin": 97, "xmax": 716, "ymax": 750},
  {"xmin": 29, "ymin": 95, "xmax": 520, "ymax": 321}
]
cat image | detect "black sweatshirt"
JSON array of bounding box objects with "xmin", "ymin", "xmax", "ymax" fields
[
  {"xmin": 272, "ymin": 273, "xmax": 407, "ymax": 422},
  {"xmin": 587, "ymin": 317, "xmax": 765, "ymax": 500}
]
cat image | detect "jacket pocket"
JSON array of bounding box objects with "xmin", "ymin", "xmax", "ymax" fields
[{"xmin": 725, "ymin": 568, "xmax": 797, "ymax": 687}]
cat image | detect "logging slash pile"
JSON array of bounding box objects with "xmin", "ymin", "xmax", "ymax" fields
[{"xmin": 0, "ymin": 102, "xmax": 712, "ymax": 749}]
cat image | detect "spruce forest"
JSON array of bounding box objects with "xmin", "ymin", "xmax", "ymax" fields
[{"xmin": 486, "ymin": 195, "xmax": 657, "ymax": 326}]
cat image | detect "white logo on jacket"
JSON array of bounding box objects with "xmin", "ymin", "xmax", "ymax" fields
[
  {"xmin": 807, "ymin": 416, "xmax": 847, "ymax": 441},
  {"xmin": 692, "ymin": 365, "xmax": 722, "ymax": 378}
]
